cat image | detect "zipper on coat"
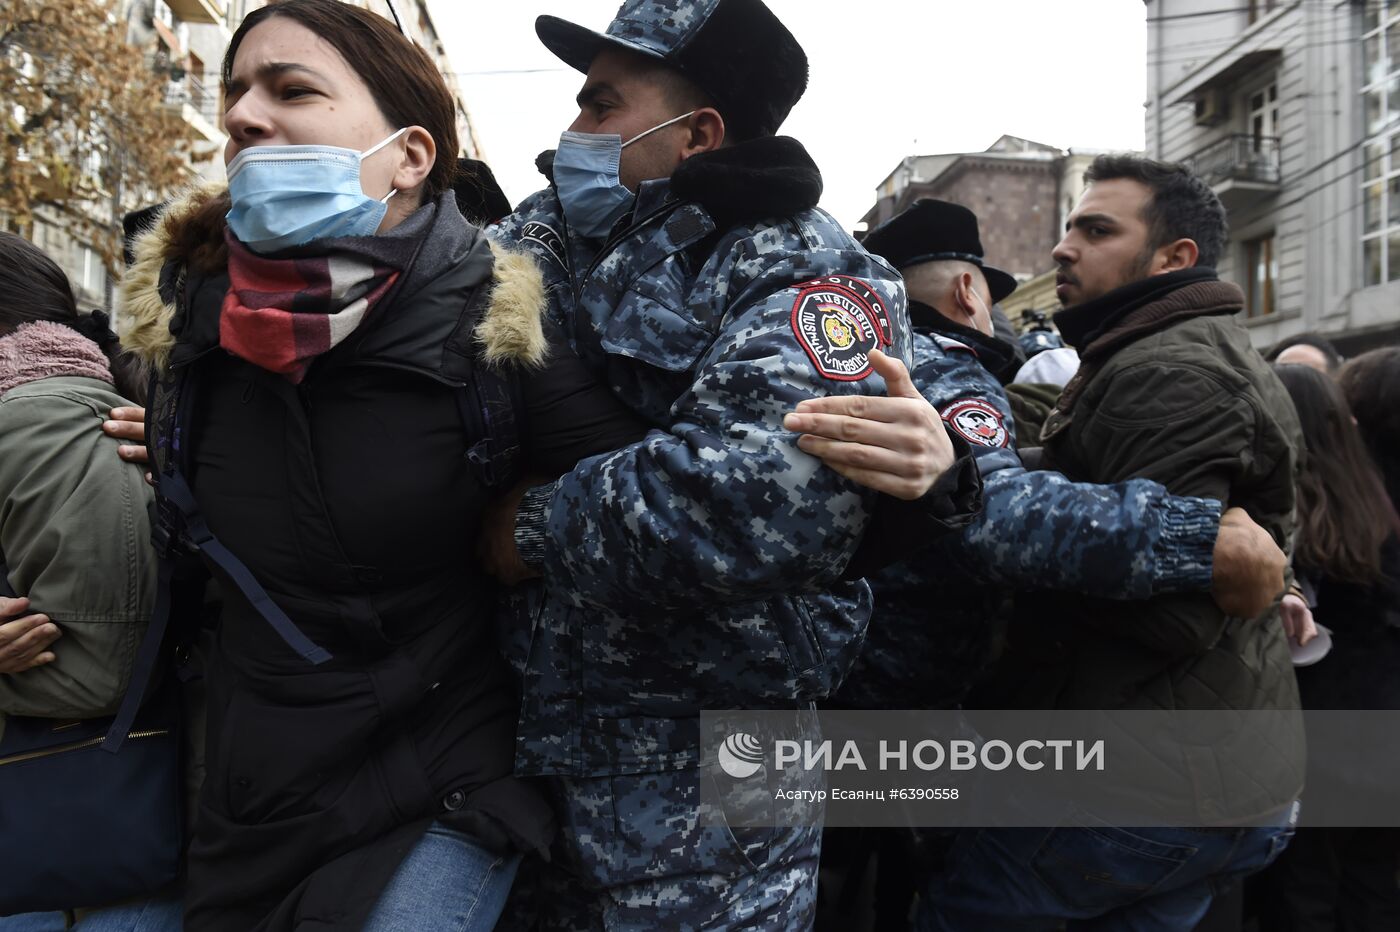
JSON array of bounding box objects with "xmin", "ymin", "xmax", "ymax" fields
[
  {"xmin": 577, "ymin": 199, "xmax": 678, "ymax": 292},
  {"xmin": 0, "ymin": 729, "xmax": 170, "ymax": 767}
]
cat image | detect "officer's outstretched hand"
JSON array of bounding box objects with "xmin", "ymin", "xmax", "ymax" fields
[
  {"xmin": 1211, "ymin": 506, "xmax": 1287, "ymax": 619},
  {"xmin": 784, "ymin": 349, "xmax": 955, "ymax": 501}
]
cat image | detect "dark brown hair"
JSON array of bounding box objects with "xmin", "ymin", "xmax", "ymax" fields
[
  {"xmin": 0, "ymin": 233, "xmax": 147, "ymax": 403},
  {"xmin": 1339, "ymin": 347, "xmax": 1400, "ymax": 507},
  {"xmin": 223, "ymin": 0, "xmax": 459, "ymax": 200},
  {"xmin": 1084, "ymin": 154, "xmax": 1228, "ymax": 269},
  {"xmin": 1274, "ymin": 362, "xmax": 1399, "ymax": 583}
]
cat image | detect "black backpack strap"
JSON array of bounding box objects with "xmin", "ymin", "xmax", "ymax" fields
[
  {"xmin": 145, "ymin": 363, "xmax": 332, "ymax": 678},
  {"xmin": 101, "ymin": 556, "xmax": 174, "ymax": 752},
  {"xmin": 158, "ymin": 471, "xmax": 331, "ymax": 666}
]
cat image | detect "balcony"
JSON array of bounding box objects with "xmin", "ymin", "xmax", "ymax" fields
[
  {"xmin": 1183, "ymin": 134, "xmax": 1281, "ymax": 211},
  {"xmin": 164, "ymin": 73, "xmax": 223, "ymax": 144},
  {"xmin": 165, "ymin": 0, "xmax": 225, "ymax": 25},
  {"xmin": 186, "ymin": 72, "xmax": 216, "ymax": 123}
]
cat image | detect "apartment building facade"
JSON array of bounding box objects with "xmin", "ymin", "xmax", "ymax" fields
[{"xmin": 1145, "ymin": 0, "xmax": 1399, "ymax": 353}]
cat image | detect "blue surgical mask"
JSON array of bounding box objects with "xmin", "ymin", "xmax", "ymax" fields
[
  {"xmin": 226, "ymin": 128, "xmax": 408, "ymax": 254},
  {"xmin": 554, "ymin": 111, "xmax": 695, "ymax": 240}
]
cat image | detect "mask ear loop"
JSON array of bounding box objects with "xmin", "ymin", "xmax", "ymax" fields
[
  {"xmin": 621, "ymin": 110, "xmax": 697, "ymax": 149},
  {"xmin": 360, "ymin": 127, "xmax": 410, "ymax": 204},
  {"xmin": 360, "ymin": 127, "xmax": 409, "ymax": 160},
  {"xmin": 965, "ymin": 284, "xmax": 995, "ymax": 334}
]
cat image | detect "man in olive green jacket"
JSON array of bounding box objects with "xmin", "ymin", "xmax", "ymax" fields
[{"xmin": 921, "ymin": 156, "xmax": 1303, "ymax": 932}]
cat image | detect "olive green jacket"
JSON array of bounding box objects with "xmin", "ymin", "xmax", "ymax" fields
[
  {"xmin": 0, "ymin": 372, "xmax": 155, "ymax": 724},
  {"xmin": 989, "ymin": 274, "xmax": 1305, "ymax": 822}
]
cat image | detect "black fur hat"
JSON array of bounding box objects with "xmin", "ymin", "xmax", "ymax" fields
[
  {"xmin": 863, "ymin": 199, "xmax": 1020, "ymax": 303},
  {"xmin": 536, "ymin": 0, "xmax": 808, "ymax": 141}
]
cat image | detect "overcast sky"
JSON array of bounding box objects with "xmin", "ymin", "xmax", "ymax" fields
[{"xmin": 427, "ymin": 1, "xmax": 1148, "ymax": 230}]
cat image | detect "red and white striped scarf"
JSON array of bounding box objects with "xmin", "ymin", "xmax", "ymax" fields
[{"xmin": 218, "ymin": 230, "xmax": 418, "ymax": 383}]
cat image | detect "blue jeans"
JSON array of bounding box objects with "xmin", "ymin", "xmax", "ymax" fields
[
  {"xmin": 0, "ymin": 899, "xmax": 182, "ymax": 932},
  {"xmin": 362, "ymin": 821, "xmax": 521, "ymax": 932},
  {"xmin": 916, "ymin": 804, "xmax": 1299, "ymax": 932}
]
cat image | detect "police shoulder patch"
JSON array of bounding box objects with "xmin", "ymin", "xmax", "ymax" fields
[
  {"xmin": 790, "ymin": 276, "xmax": 894, "ymax": 382},
  {"xmin": 521, "ymin": 221, "xmax": 567, "ymax": 271},
  {"xmin": 940, "ymin": 397, "xmax": 1009, "ymax": 448}
]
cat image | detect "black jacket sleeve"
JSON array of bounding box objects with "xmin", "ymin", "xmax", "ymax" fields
[
  {"xmin": 516, "ymin": 320, "xmax": 651, "ymax": 479},
  {"xmin": 840, "ymin": 432, "xmax": 984, "ymax": 581}
]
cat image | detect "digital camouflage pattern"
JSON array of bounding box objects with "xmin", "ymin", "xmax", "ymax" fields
[
  {"xmin": 489, "ymin": 167, "xmax": 907, "ymax": 924},
  {"xmin": 837, "ymin": 326, "xmax": 1225, "ymax": 710},
  {"xmin": 533, "ymin": 768, "xmax": 821, "ymax": 930},
  {"xmin": 491, "ymin": 176, "xmax": 910, "ymax": 775},
  {"xmin": 588, "ymin": 0, "xmax": 722, "ymax": 60}
]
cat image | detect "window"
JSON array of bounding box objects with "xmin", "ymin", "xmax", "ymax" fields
[
  {"xmin": 79, "ymin": 245, "xmax": 107, "ymax": 300},
  {"xmin": 1248, "ymin": 0, "xmax": 1278, "ymax": 26},
  {"xmin": 1362, "ymin": 2, "xmax": 1400, "ymax": 285},
  {"xmin": 1248, "ymin": 82, "xmax": 1278, "ymax": 147},
  {"xmin": 1244, "ymin": 234, "xmax": 1277, "ymax": 318}
]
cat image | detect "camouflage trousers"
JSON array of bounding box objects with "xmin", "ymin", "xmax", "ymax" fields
[{"xmin": 528, "ymin": 766, "xmax": 821, "ymax": 931}]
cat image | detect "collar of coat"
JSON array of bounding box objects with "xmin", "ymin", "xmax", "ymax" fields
[
  {"xmin": 117, "ymin": 183, "xmax": 550, "ymax": 375},
  {"xmin": 536, "ymin": 135, "xmax": 824, "ymax": 228},
  {"xmin": 1052, "ymin": 267, "xmax": 1229, "ymax": 355},
  {"xmin": 1050, "ymin": 268, "xmax": 1243, "ymax": 415},
  {"xmin": 0, "ymin": 321, "xmax": 114, "ymax": 396},
  {"xmin": 909, "ymin": 300, "xmax": 1021, "ymax": 384}
]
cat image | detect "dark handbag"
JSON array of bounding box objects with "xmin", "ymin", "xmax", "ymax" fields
[{"xmin": 0, "ymin": 565, "xmax": 184, "ymax": 914}]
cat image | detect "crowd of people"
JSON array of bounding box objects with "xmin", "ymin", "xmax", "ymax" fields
[{"xmin": 0, "ymin": 0, "xmax": 1397, "ymax": 930}]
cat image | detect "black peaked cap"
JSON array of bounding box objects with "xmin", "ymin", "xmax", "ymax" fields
[{"xmin": 864, "ymin": 198, "xmax": 1019, "ymax": 303}]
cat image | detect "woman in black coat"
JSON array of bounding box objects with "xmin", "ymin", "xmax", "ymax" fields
[
  {"xmin": 1249, "ymin": 364, "xmax": 1400, "ymax": 932},
  {"xmin": 115, "ymin": 3, "xmax": 651, "ymax": 928}
]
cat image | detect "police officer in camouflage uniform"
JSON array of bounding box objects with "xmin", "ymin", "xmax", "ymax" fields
[
  {"xmin": 819, "ymin": 199, "xmax": 1270, "ymax": 930},
  {"xmin": 839, "ymin": 198, "xmax": 1281, "ymax": 714},
  {"xmin": 481, "ymin": 1, "xmax": 960, "ymax": 928}
]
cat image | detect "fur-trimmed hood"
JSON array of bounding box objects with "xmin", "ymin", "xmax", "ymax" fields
[{"xmin": 117, "ymin": 184, "xmax": 548, "ymax": 373}]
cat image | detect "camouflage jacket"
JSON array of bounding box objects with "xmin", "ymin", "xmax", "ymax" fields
[
  {"xmin": 489, "ymin": 137, "xmax": 917, "ymax": 775},
  {"xmin": 837, "ymin": 309, "xmax": 1224, "ymax": 710}
]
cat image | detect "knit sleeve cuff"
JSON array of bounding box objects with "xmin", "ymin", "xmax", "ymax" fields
[
  {"xmin": 513, "ymin": 481, "xmax": 559, "ymax": 570},
  {"xmin": 1151, "ymin": 495, "xmax": 1224, "ymax": 593}
]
